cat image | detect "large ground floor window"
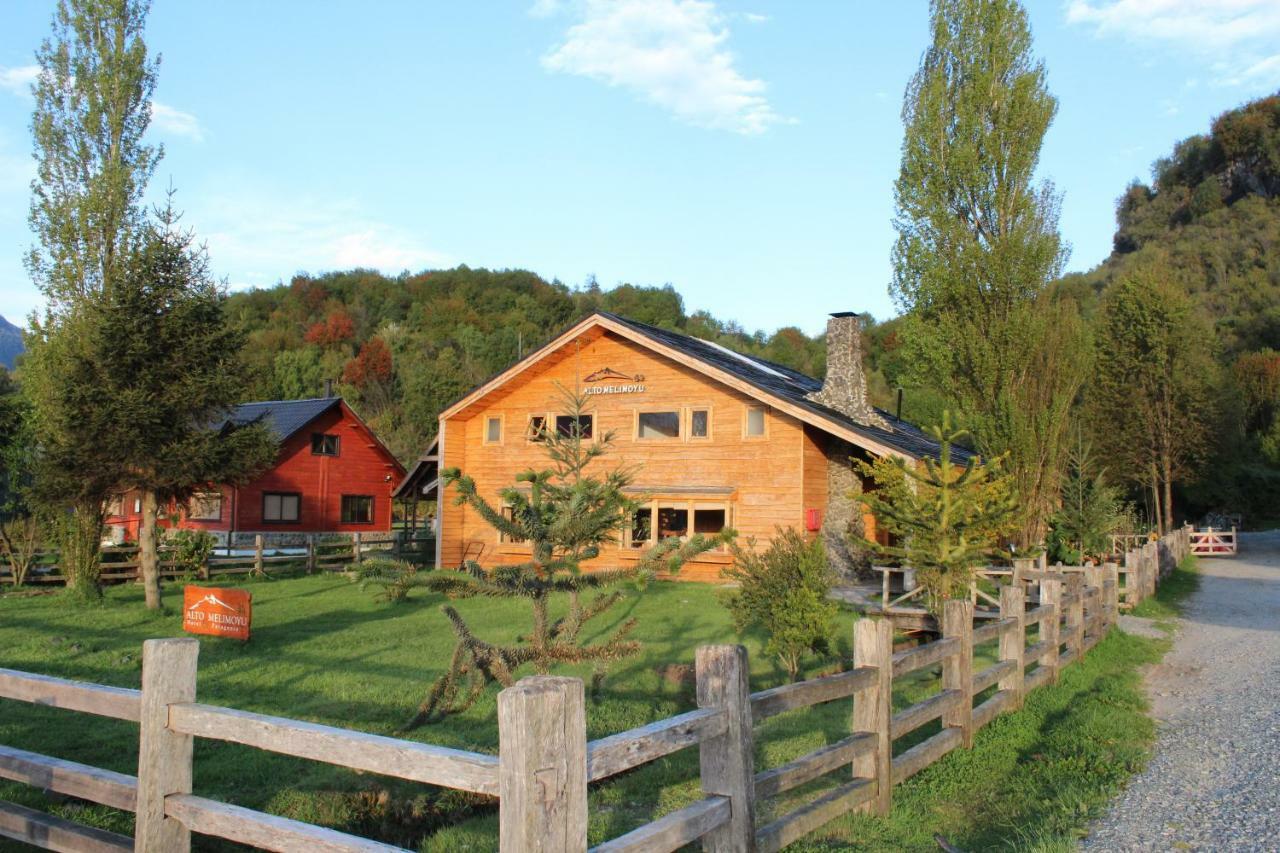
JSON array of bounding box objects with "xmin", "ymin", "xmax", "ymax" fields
[
  {"xmin": 341, "ymin": 495, "xmax": 374, "ymax": 524},
  {"xmin": 627, "ymin": 499, "xmax": 731, "ymax": 551}
]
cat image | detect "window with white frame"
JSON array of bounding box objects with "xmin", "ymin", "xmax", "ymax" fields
[{"xmin": 485, "ymin": 416, "xmax": 503, "ymax": 444}]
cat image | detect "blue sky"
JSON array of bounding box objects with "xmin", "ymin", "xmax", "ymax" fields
[{"xmin": 1, "ymin": 0, "xmax": 1278, "ymax": 336}]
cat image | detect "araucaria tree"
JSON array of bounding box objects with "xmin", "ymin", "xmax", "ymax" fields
[
  {"xmin": 398, "ymin": 388, "xmax": 729, "ymax": 728},
  {"xmin": 1088, "ymin": 258, "xmax": 1216, "ymax": 532},
  {"xmin": 23, "ymin": 0, "xmax": 160, "ymax": 597},
  {"xmin": 891, "ymin": 0, "xmax": 1090, "ymax": 547},
  {"xmin": 859, "ymin": 414, "xmax": 1017, "ymax": 614},
  {"xmin": 1048, "ymin": 430, "xmax": 1124, "ymax": 562}
]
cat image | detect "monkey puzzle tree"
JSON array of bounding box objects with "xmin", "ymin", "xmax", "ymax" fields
[
  {"xmin": 859, "ymin": 414, "xmax": 1017, "ymax": 614},
  {"xmin": 393, "ymin": 387, "xmax": 731, "ymax": 728}
]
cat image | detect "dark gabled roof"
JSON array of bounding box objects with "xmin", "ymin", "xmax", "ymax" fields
[
  {"xmin": 598, "ymin": 312, "xmax": 961, "ymax": 463},
  {"xmin": 392, "ymin": 435, "xmax": 439, "ymax": 499},
  {"xmin": 222, "ymin": 397, "xmax": 342, "ymax": 444}
]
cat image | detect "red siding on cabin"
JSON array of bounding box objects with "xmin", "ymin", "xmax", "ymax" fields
[{"xmin": 103, "ymin": 401, "xmax": 403, "ymax": 536}]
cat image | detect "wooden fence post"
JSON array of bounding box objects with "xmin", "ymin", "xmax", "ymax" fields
[
  {"xmin": 998, "ymin": 586, "xmax": 1025, "ymax": 709},
  {"xmin": 253, "ymin": 534, "xmax": 264, "ymax": 577},
  {"xmin": 1149, "ymin": 542, "xmax": 1159, "ymax": 596},
  {"xmin": 1123, "ymin": 550, "xmax": 1137, "ymax": 606},
  {"xmin": 696, "ymin": 644, "xmax": 756, "ymax": 851},
  {"xmin": 1083, "ymin": 565, "xmax": 1101, "ymax": 638},
  {"xmin": 136, "ymin": 638, "xmax": 199, "ymax": 852},
  {"xmin": 852, "ymin": 617, "xmax": 893, "ymax": 816},
  {"xmin": 1102, "ymin": 562, "xmax": 1118, "ymax": 629},
  {"xmin": 1066, "ymin": 574, "xmax": 1085, "ymax": 662},
  {"xmin": 497, "ymin": 676, "xmax": 587, "ymax": 853},
  {"xmin": 352, "ymin": 532, "xmax": 362, "ymax": 566},
  {"xmin": 942, "ymin": 600, "xmax": 974, "ymax": 748},
  {"xmin": 306, "ymin": 535, "xmax": 316, "ymax": 575},
  {"xmin": 1040, "ymin": 577, "xmax": 1062, "ymax": 683}
]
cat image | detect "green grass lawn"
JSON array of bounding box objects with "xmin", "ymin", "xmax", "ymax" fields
[{"xmin": 0, "ymin": 562, "xmax": 1197, "ymax": 851}]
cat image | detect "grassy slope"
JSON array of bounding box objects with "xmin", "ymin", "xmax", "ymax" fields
[{"xmin": 0, "ymin": 560, "xmax": 1198, "ymax": 851}]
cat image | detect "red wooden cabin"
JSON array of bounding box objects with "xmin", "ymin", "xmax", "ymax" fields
[{"xmin": 105, "ymin": 397, "xmax": 406, "ymax": 542}]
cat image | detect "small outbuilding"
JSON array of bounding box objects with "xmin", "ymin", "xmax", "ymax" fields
[
  {"xmin": 106, "ymin": 396, "xmax": 406, "ymax": 542},
  {"xmin": 412, "ymin": 311, "xmax": 951, "ymax": 581}
]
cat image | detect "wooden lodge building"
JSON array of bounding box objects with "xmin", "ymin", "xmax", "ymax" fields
[
  {"xmin": 106, "ymin": 396, "xmax": 406, "ymax": 542},
  {"xmin": 395, "ymin": 312, "xmax": 948, "ymax": 581}
]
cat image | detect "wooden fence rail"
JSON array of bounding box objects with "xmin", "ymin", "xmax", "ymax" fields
[
  {"xmin": 0, "ymin": 527, "xmax": 1190, "ymax": 852},
  {"xmin": 0, "ymin": 531, "xmax": 424, "ymax": 586}
]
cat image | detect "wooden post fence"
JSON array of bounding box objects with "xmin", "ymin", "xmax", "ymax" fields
[
  {"xmin": 1040, "ymin": 576, "xmax": 1062, "ymax": 683},
  {"xmin": 252, "ymin": 535, "xmax": 264, "ymax": 578},
  {"xmin": 852, "ymin": 618, "xmax": 893, "ymax": 816},
  {"xmin": 1066, "ymin": 574, "xmax": 1085, "ymax": 664},
  {"xmin": 998, "ymin": 586, "xmax": 1025, "ymax": 708},
  {"xmin": 498, "ymin": 676, "xmax": 587, "ymax": 852},
  {"xmin": 942, "ymin": 600, "xmax": 974, "ymax": 748},
  {"xmin": 696, "ymin": 644, "xmax": 756, "ymax": 852},
  {"xmin": 0, "ymin": 527, "xmax": 1195, "ymax": 853},
  {"xmin": 136, "ymin": 638, "xmax": 199, "ymax": 852}
]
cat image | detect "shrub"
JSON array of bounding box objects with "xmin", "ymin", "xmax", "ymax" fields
[
  {"xmin": 0, "ymin": 516, "xmax": 41, "ymax": 587},
  {"xmin": 725, "ymin": 527, "xmax": 836, "ymax": 682},
  {"xmin": 167, "ymin": 529, "xmax": 216, "ymax": 579}
]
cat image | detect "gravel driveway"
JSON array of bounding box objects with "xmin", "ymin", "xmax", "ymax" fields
[{"xmin": 1082, "ymin": 531, "xmax": 1280, "ymax": 851}]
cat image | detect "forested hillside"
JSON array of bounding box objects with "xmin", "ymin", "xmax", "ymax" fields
[
  {"xmin": 1061, "ymin": 93, "xmax": 1280, "ymax": 352},
  {"xmin": 228, "ymin": 269, "xmax": 830, "ymax": 461},
  {"xmin": 1061, "ymin": 92, "xmax": 1280, "ymax": 521},
  {"xmin": 226, "ymin": 93, "xmax": 1280, "ymax": 524}
]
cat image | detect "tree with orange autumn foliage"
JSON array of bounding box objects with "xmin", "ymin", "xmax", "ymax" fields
[{"xmin": 304, "ymin": 308, "xmax": 354, "ymax": 347}]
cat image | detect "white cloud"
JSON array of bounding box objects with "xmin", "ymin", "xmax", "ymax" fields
[
  {"xmin": 743, "ymin": 12, "xmax": 769, "ymax": 24},
  {"xmin": 0, "ymin": 65, "xmax": 38, "ymax": 97},
  {"xmin": 151, "ymin": 102, "xmax": 205, "ymax": 142},
  {"xmin": 541, "ymin": 0, "xmax": 788, "ymax": 135},
  {"xmin": 1066, "ymin": 0, "xmax": 1280, "ymax": 87},
  {"xmin": 194, "ymin": 191, "xmax": 452, "ymax": 291},
  {"xmin": 0, "ymin": 129, "xmax": 33, "ymax": 197},
  {"xmin": 2, "ymin": 64, "xmax": 203, "ymax": 141}
]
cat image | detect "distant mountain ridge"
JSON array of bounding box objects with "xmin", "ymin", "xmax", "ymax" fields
[{"xmin": 0, "ymin": 315, "xmax": 22, "ymax": 371}]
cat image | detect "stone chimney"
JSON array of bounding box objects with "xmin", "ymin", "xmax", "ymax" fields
[{"xmin": 806, "ymin": 312, "xmax": 890, "ymax": 430}]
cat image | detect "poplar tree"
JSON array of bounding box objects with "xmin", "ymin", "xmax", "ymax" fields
[
  {"xmin": 891, "ymin": 0, "xmax": 1089, "ymax": 547},
  {"xmin": 22, "ymin": 0, "xmax": 159, "ymax": 597}
]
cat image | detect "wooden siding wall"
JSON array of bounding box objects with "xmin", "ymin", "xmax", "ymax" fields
[
  {"xmin": 441, "ymin": 332, "xmax": 813, "ymax": 581},
  {"xmin": 105, "ymin": 404, "xmax": 403, "ymax": 536},
  {"xmin": 801, "ymin": 426, "xmax": 829, "ymax": 528},
  {"xmin": 234, "ymin": 404, "xmax": 401, "ymax": 533}
]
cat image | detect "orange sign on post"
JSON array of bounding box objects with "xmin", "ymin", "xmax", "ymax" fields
[{"xmin": 183, "ymin": 586, "xmax": 252, "ymax": 641}]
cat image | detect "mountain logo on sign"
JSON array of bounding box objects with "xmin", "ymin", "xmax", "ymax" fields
[
  {"xmin": 187, "ymin": 593, "xmax": 243, "ymax": 616},
  {"xmin": 584, "ymin": 367, "xmax": 644, "ymax": 383}
]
